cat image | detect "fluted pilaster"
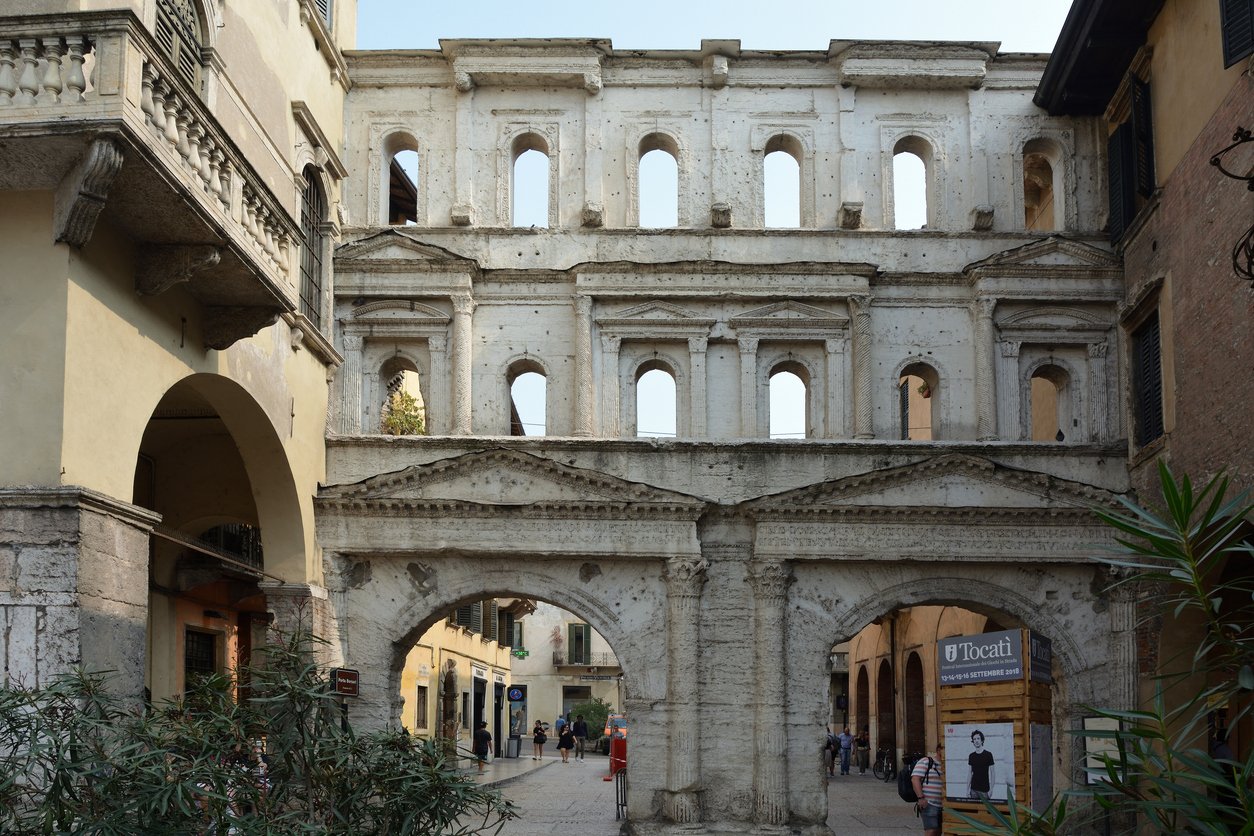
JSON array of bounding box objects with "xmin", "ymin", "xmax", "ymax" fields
[
  {"xmin": 451, "ymin": 294, "xmax": 475, "ymax": 435},
  {"xmin": 750, "ymin": 559, "xmax": 792, "ymax": 826},
  {"xmin": 663, "ymin": 556, "xmax": 709, "ymax": 823},
  {"xmin": 849, "ymin": 295, "xmax": 874, "ymax": 439},
  {"xmin": 688, "ymin": 336, "xmax": 708, "ymax": 438},
  {"xmin": 738, "ymin": 337, "xmax": 759, "ymax": 437},
  {"xmin": 601, "ymin": 335, "xmax": 621, "ymax": 437},
  {"xmin": 973, "ymin": 296, "xmax": 998, "ymax": 441},
  {"xmin": 340, "ymin": 334, "xmax": 363, "ymax": 433}
]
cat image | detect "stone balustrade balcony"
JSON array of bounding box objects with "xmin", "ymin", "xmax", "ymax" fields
[
  {"xmin": 552, "ymin": 651, "xmax": 621, "ymax": 670},
  {"xmin": 0, "ymin": 11, "xmax": 300, "ymax": 348}
]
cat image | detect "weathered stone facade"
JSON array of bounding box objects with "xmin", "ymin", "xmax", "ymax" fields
[{"xmin": 315, "ymin": 39, "xmax": 1133, "ymax": 833}]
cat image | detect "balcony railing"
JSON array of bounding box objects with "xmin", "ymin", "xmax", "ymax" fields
[
  {"xmin": 0, "ymin": 12, "xmax": 300, "ymax": 347},
  {"xmin": 552, "ymin": 651, "xmax": 620, "ymax": 668}
]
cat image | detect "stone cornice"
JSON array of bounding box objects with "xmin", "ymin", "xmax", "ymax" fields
[
  {"xmin": 0, "ymin": 485, "xmax": 162, "ymax": 529},
  {"xmin": 316, "ymin": 497, "xmax": 706, "ymax": 521}
]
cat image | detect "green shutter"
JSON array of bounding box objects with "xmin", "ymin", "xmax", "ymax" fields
[
  {"xmin": 486, "ymin": 601, "xmax": 499, "ymax": 642},
  {"xmin": 1221, "ymin": 0, "xmax": 1254, "ymax": 68},
  {"xmin": 1107, "ymin": 123, "xmax": 1137, "ymax": 240},
  {"xmin": 469, "ymin": 601, "xmax": 483, "ymax": 635},
  {"xmin": 455, "ymin": 604, "xmax": 473, "ymax": 627},
  {"xmin": 1129, "ymin": 79, "xmax": 1155, "ymax": 198},
  {"xmin": 1132, "ymin": 313, "xmax": 1164, "ymax": 447}
]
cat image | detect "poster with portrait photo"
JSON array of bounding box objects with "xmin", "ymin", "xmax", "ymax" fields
[{"xmin": 944, "ymin": 722, "xmax": 1016, "ymax": 802}]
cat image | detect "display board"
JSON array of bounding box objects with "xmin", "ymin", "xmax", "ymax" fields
[{"xmin": 936, "ymin": 629, "xmax": 1052, "ymax": 834}]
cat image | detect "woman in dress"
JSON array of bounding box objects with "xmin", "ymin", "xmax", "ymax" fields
[
  {"xmin": 532, "ymin": 720, "xmax": 547, "ymax": 760},
  {"xmin": 557, "ymin": 723, "xmax": 576, "ymax": 763}
]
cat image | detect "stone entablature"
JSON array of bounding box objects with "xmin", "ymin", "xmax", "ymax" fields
[{"xmin": 344, "ymin": 39, "xmax": 1098, "ymax": 234}]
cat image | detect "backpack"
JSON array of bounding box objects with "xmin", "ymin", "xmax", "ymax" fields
[{"xmin": 897, "ymin": 757, "xmax": 935, "ymax": 803}]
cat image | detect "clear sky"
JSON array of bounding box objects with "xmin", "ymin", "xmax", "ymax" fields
[{"xmin": 356, "ymin": 1, "xmax": 1075, "ymax": 53}]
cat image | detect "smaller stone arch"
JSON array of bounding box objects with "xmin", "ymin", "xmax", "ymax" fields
[
  {"xmin": 894, "ymin": 357, "xmax": 943, "ymax": 440},
  {"xmin": 763, "ymin": 355, "xmax": 816, "ymax": 439},
  {"xmin": 626, "ymin": 351, "xmax": 686, "ymax": 438},
  {"xmin": 498, "ymin": 125, "xmax": 560, "ymax": 228},
  {"xmin": 1012, "ymin": 130, "xmax": 1075, "ymax": 233},
  {"xmin": 1022, "ymin": 355, "xmax": 1080, "ymax": 443},
  {"xmin": 504, "ymin": 355, "xmax": 549, "ymax": 436},
  {"xmin": 762, "ymin": 132, "xmax": 812, "ymax": 228},
  {"xmin": 884, "ymin": 128, "xmax": 945, "ymax": 230},
  {"xmin": 626, "ymin": 127, "xmax": 691, "ymax": 227}
]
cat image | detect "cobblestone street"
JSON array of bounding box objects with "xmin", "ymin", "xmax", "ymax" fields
[{"xmin": 469, "ymin": 752, "xmax": 921, "ymax": 834}]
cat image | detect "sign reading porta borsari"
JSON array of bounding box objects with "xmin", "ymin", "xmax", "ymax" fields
[
  {"xmin": 938, "ymin": 629, "xmax": 1026, "ymax": 685},
  {"xmin": 328, "ymin": 668, "xmax": 360, "ymax": 697}
]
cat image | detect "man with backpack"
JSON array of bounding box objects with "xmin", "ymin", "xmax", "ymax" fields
[{"xmin": 910, "ymin": 742, "xmax": 943, "ymax": 835}]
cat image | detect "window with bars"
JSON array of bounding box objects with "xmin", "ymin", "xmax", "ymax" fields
[
  {"xmin": 184, "ymin": 628, "xmax": 218, "ymax": 688},
  {"xmin": 1131, "ymin": 311, "xmax": 1164, "ymax": 447},
  {"xmin": 1107, "ymin": 77, "xmax": 1155, "ymax": 241},
  {"xmin": 415, "ymin": 685, "xmax": 429, "ymax": 729},
  {"xmin": 300, "ymin": 169, "xmax": 325, "ymax": 329},
  {"xmin": 155, "ymin": 0, "xmax": 202, "ymax": 87},
  {"xmin": 1221, "ymin": 0, "xmax": 1254, "ymax": 67}
]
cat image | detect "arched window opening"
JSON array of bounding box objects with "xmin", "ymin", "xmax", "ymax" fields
[
  {"xmin": 389, "ymin": 149, "xmax": 419, "ymax": 225},
  {"xmin": 155, "ymin": 0, "xmax": 203, "ymax": 87},
  {"xmin": 380, "ymin": 363, "xmax": 426, "ymax": 436},
  {"xmin": 904, "ymin": 652, "xmax": 925, "ymax": 754},
  {"xmin": 876, "ymin": 659, "xmax": 896, "ymax": 751},
  {"xmin": 299, "ymin": 167, "xmax": 325, "ymax": 329},
  {"xmin": 1024, "ymin": 138, "xmax": 1062, "ymax": 232},
  {"xmin": 1030, "ymin": 364, "xmax": 1069, "ymax": 442},
  {"xmin": 769, "ymin": 365, "xmax": 808, "ymax": 439},
  {"xmin": 892, "ymin": 136, "xmax": 931, "ymax": 230},
  {"xmin": 898, "ymin": 363, "xmax": 938, "ymax": 440},
  {"xmin": 508, "ymin": 364, "xmax": 546, "ymax": 436},
  {"xmin": 636, "ymin": 363, "xmax": 677, "ymax": 438},
  {"xmin": 638, "ymin": 134, "xmax": 679, "ymax": 228},
  {"xmin": 512, "ymin": 135, "xmax": 550, "ymax": 228},
  {"xmin": 764, "ymin": 135, "xmax": 802, "ymax": 228}
]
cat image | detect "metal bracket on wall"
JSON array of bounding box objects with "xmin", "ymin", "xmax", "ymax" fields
[{"xmin": 1208, "ymin": 126, "xmax": 1254, "ymax": 283}]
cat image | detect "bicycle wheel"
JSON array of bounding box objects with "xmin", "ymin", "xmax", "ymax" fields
[{"xmin": 872, "ymin": 759, "xmax": 885, "ymax": 780}]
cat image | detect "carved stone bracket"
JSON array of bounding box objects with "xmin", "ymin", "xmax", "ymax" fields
[
  {"xmin": 450, "ymin": 203, "xmax": 474, "ymax": 226},
  {"xmin": 203, "ymin": 305, "xmax": 280, "ymax": 350},
  {"xmin": 711, "ymin": 202, "xmax": 732, "ymax": 228},
  {"xmin": 54, "ymin": 136, "xmax": 124, "ymax": 248},
  {"xmin": 135, "ymin": 245, "xmax": 222, "ymax": 296},
  {"xmin": 972, "ymin": 204, "xmax": 994, "ymax": 231},
  {"xmin": 581, "ymin": 201, "xmax": 604, "ymax": 228}
]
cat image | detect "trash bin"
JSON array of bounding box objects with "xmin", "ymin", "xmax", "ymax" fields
[
  {"xmin": 609, "ymin": 736, "xmax": 626, "ymax": 775},
  {"xmin": 505, "ymin": 734, "xmax": 521, "ymax": 759}
]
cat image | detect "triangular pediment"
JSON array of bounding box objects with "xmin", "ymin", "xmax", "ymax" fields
[
  {"xmin": 747, "ymin": 454, "xmax": 1115, "ymax": 513},
  {"xmin": 349, "ymin": 300, "xmax": 450, "ymax": 323},
  {"xmin": 601, "ymin": 300, "xmax": 704, "ymax": 321},
  {"xmin": 335, "ymin": 231, "xmax": 477, "ymax": 265},
  {"xmin": 998, "ymin": 305, "xmax": 1107, "ymax": 330},
  {"xmin": 731, "ymin": 300, "xmax": 849, "ymax": 324},
  {"xmin": 964, "ymin": 236, "xmax": 1120, "ymax": 274},
  {"xmin": 320, "ymin": 448, "xmax": 706, "ymax": 509}
]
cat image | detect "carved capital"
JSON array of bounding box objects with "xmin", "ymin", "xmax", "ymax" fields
[
  {"xmin": 600, "ymin": 334, "xmax": 621, "ymax": 353},
  {"xmin": 998, "ymin": 340, "xmax": 1020, "ymax": 358},
  {"xmin": 839, "ymin": 201, "xmax": 863, "ymax": 230},
  {"xmin": 688, "ymin": 336, "xmax": 708, "ymax": 354},
  {"xmin": 54, "ymin": 136, "xmax": 124, "ymax": 248},
  {"xmin": 825, "ymin": 337, "xmax": 846, "ymax": 355},
  {"xmin": 749, "ymin": 560, "xmax": 792, "ymax": 598},
  {"xmin": 581, "ymin": 202, "xmax": 604, "ymax": 228},
  {"xmin": 427, "ymin": 334, "xmax": 447, "ymax": 353},
  {"xmin": 665, "ymin": 556, "xmax": 709, "ymax": 594},
  {"xmin": 136, "ymin": 245, "xmax": 222, "ymax": 296},
  {"xmin": 451, "ymin": 294, "xmax": 476, "ymax": 317},
  {"xmin": 974, "ymin": 295, "xmax": 997, "ymax": 319},
  {"xmin": 341, "ymin": 334, "xmax": 363, "ymax": 353},
  {"xmin": 1088, "ymin": 341, "xmax": 1108, "ymax": 359},
  {"xmin": 737, "ymin": 337, "xmax": 759, "ymax": 355},
  {"xmin": 971, "ymin": 204, "xmax": 994, "ymax": 231},
  {"xmin": 203, "ymin": 306, "xmax": 280, "ymax": 351},
  {"xmin": 454, "ymin": 71, "xmax": 475, "ymax": 92},
  {"xmin": 711, "ymin": 202, "xmax": 732, "ymax": 229}
]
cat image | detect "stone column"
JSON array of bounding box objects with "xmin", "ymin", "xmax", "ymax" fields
[
  {"xmin": 428, "ymin": 334, "xmax": 448, "ymax": 435},
  {"xmin": 849, "ymin": 295, "xmax": 875, "ymax": 439},
  {"xmin": 450, "ymin": 294, "xmax": 475, "ymax": 435},
  {"xmin": 573, "ymin": 296, "xmax": 595, "ymax": 437},
  {"xmin": 663, "ymin": 556, "xmax": 710, "ymax": 823},
  {"xmin": 688, "ymin": 336, "xmax": 708, "ymax": 438},
  {"xmin": 600, "ymin": 335, "xmax": 621, "ymax": 437},
  {"xmin": 738, "ymin": 337, "xmax": 759, "ymax": 437},
  {"xmin": 340, "ymin": 334, "xmax": 363, "ymax": 434},
  {"xmin": 1088, "ymin": 341, "xmax": 1110, "ymax": 443},
  {"xmin": 824, "ymin": 337, "xmax": 847, "ymax": 438},
  {"xmin": 997, "ymin": 340, "xmax": 1021, "ymax": 440},
  {"xmin": 1107, "ymin": 569, "xmax": 1138, "ymax": 711},
  {"xmin": 973, "ymin": 296, "xmax": 998, "ymax": 441},
  {"xmin": 750, "ymin": 559, "xmax": 792, "ymax": 827}
]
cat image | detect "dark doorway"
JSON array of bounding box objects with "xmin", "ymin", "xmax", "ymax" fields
[
  {"xmin": 493, "ymin": 682, "xmax": 505, "ymax": 756},
  {"xmin": 473, "ymin": 676, "xmax": 486, "ymax": 732},
  {"xmin": 876, "ymin": 659, "xmax": 896, "ymax": 751},
  {"xmin": 904, "ymin": 651, "xmax": 926, "ymax": 754},
  {"xmin": 856, "ymin": 665, "xmax": 870, "ymax": 734}
]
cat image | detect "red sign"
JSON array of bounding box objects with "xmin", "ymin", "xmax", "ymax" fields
[{"xmin": 329, "ymin": 668, "xmax": 360, "ymax": 697}]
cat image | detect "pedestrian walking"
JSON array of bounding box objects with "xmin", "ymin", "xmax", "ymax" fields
[
  {"xmin": 472, "ymin": 721, "xmax": 492, "ymax": 774},
  {"xmin": 532, "ymin": 720, "xmax": 547, "ymax": 760},
  {"xmin": 854, "ymin": 728, "xmax": 870, "ymax": 774},
  {"xmin": 837, "ymin": 726, "xmax": 854, "ymax": 776},
  {"xmin": 572, "ymin": 714, "xmax": 589, "ymax": 761},
  {"xmin": 911, "ymin": 742, "xmax": 943, "ymax": 836},
  {"xmin": 558, "ymin": 724, "xmax": 576, "ymax": 763},
  {"xmin": 823, "ymin": 727, "xmax": 837, "ymax": 777}
]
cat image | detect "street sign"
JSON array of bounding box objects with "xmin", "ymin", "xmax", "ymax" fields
[
  {"xmin": 328, "ymin": 667, "xmax": 360, "ymax": 697},
  {"xmin": 508, "ymin": 687, "xmax": 524, "ymax": 702}
]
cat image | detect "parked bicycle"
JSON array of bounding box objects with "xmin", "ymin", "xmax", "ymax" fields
[{"xmin": 871, "ymin": 745, "xmax": 896, "ymax": 781}]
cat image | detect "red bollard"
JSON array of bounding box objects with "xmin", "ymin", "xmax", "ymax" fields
[{"xmin": 603, "ymin": 736, "xmax": 627, "ymax": 781}]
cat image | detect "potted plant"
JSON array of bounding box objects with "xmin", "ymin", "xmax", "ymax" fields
[{"xmin": 917, "ymin": 382, "xmax": 932, "ymax": 399}]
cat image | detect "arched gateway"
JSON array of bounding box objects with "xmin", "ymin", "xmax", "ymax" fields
[{"xmin": 316, "ymin": 445, "xmax": 1132, "ymax": 834}]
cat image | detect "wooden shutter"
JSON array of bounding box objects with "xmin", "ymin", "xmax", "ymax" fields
[
  {"xmin": 485, "ymin": 601, "xmax": 499, "ymax": 642},
  {"xmin": 455, "ymin": 604, "xmax": 473, "ymax": 628},
  {"xmin": 568, "ymin": 623, "xmax": 591, "ymax": 665},
  {"xmin": 1222, "ymin": 0, "xmax": 1254, "ymax": 68},
  {"xmin": 502, "ymin": 613, "xmax": 515, "ymax": 648},
  {"xmin": 469, "ymin": 601, "xmax": 483, "ymax": 635},
  {"xmin": 1107, "ymin": 123, "xmax": 1137, "ymax": 240},
  {"xmin": 314, "ymin": 0, "xmax": 333, "ymax": 27},
  {"xmin": 1132, "ymin": 313, "xmax": 1164, "ymax": 447},
  {"xmin": 1129, "ymin": 79, "xmax": 1156, "ymax": 198}
]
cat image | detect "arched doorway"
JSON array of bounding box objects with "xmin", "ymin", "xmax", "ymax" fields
[
  {"xmin": 904, "ymin": 651, "xmax": 926, "ymax": 754},
  {"xmin": 876, "ymin": 659, "xmax": 895, "ymax": 752},
  {"xmin": 855, "ymin": 665, "xmax": 870, "ymax": 737}
]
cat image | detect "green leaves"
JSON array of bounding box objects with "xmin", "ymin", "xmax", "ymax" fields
[{"xmin": 0, "ymin": 629, "xmax": 515, "ymax": 835}]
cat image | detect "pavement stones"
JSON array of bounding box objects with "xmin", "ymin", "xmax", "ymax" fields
[{"xmin": 466, "ymin": 754, "xmax": 924, "ymax": 834}]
